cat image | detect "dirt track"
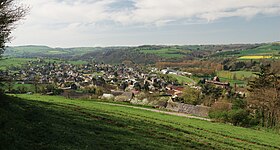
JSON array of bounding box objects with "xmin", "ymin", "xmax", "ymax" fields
[{"xmin": 96, "ymin": 102, "xmax": 211, "ymax": 121}]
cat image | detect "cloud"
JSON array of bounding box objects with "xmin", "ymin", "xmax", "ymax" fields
[
  {"xmin": 115, "ymin": 0, "xmax": 280, "ymax": 24},
  {"xmin": 10, "ymin": 0, "xmax": 280, "ymax": 47},
  {"xmin": 22, "ymin": 0, "xmax": 280, "ymax": 27}
]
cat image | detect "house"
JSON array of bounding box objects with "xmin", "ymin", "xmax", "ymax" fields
[{"xmin": 206, "ymin": 76, "xmax": 230, "ymax": 89}]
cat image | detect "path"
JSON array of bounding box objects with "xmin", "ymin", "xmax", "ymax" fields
[{"xmin": 96, "ymin": 102, "xmax": 211, "ymax": 121}]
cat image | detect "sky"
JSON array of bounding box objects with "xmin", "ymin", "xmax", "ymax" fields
[{"xmin": 9, "ymin": 0, "xmax": 280, "ymax": 47}]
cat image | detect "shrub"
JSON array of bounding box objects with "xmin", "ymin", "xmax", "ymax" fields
[
  {"xmin": 209, "ymin": 101, "xmax": 253, "ymax": 127},
  {"xmin": 181, "ymin": 87, "xmax": 202, "ymax": 105},
  {"xmin": 209, "ymin": 110, "xmax": 229, "ymax": 123},
  {"xmin": 228, "ymin": 109, "xmax": 249, "ymax": 126},
  {"xmin": 209, "ymin": 101, "xmax": 232, "ymax": 123}
]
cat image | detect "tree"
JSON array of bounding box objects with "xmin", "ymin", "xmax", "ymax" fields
[
  {"xmin": 0, "ymin": 1, "xmax": 27, "ymax": 95},
  {"xmin": 181, "ymin": 87, "xmax": 202, "ymax": 105},
  {"xmin": 133, "ymin": 82, "xmax": 141, "ymax": 91},
  {"xmin": 201, "ymin": 84, "xmax": 223, "ymax": 106},
  {"xmin": 120, "ymin": 81, "xmax": 128, "ymax": 91},
  {"xmin": 0, "ymin": 0, "xmax": 27, "ymax": 56},
  {"xmin": 143, "ymin": 81, "xmax": 150, "ymax": 92},
  {"xmin": 248, "ymin": 64, "xmax": 280, "ymax": 128}
]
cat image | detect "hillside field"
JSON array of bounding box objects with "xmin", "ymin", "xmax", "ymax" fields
[
  {"xmin": 140, "ymin": 47, "xmax": 189, "ymax": 58},
  {"xmin": 4, "ymin": 45, "xmax": 100, "ymax": 58},
  {"xmin": 216, "ymin": 71, "xmax": 256, "ymax": 86},
  {"xmin": 0, "ymin": 58, "xmax": 38, "ymax": 70},
  {"xmin": 0, "ymin": 57, "xmax": 87, "ymax": 70},
  {"xmin": 1, "ymin": 94, "xmax": 280, "ymax": 149}
]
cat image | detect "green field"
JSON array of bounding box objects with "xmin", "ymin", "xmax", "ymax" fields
[
  {"xmin": 65, "ymin": 60, "xmax": 88, "ymax": 65},
  {"xmin": 140, "ymin": 47, "xmax": 189, "ymax": 58},
  {"xmin": 168, "ymin": 74, "xmax": 196, "ymax": 84},
  {"xmin": 217, "ymin": 71, "xmax": 256, "ymax": 79},
  {"xmin": 1, "ymin": 94, "xmax": 280, "ymax": 149},
  {"xmin": 216, "ymin": 71, "xmax": 256, "ymax": 86},
  {"xmin": 0, "ymin": 57, "xmax": 87, "ymax": 70},
  {"xmin": 0, "ymin": 57, "xmax": 38, "ymax": 70},
  {"xmin": 239, "ymin": 44, "xmax": 280, "ymax": 56},
  {"xmin": 5, "ymin": 45, "xmax": 99, "ymax": 57}
]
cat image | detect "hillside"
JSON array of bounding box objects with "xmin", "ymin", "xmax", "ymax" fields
[
  {"xmin": 5, "ymin": 43, "xmax": 277, "ymax": 64},
  {"xmin": 4, "ymin": 45, "xmax": 100, "ymax": 59},
  {"xmin": 212, "ymin": 43, "xmax": 280, "ymax": 59},
  {"xmin": 1, "ymin": 94, "xmax": 280, "ymax": 149}
]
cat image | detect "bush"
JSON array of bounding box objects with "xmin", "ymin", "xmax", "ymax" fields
[
  {"xmin": 209, "ymin": 103, "xmax": 253, "ymax": 127},
  {"xmin": 181, "ymin": 87, "xmax": 202, "ymax": 105},
  {"xmin": 228, "ymin": 109, "xmax": 249, "ymax": 126},
  {"xmin": 209, "ymin": 102, "xmax": 232, "ymax": 123},
  {"xmin": 209, "ymin": 110, "xmax": 229, "ymax": 123}
]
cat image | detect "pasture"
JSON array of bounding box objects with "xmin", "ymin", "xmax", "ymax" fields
[
  {"xmin": 0, "ymin": 57, "xmax": 37, "ymax": 70},
  {"xmin": 140, "ymin": 47, "xmax": 189, "ymax": 58},
  {"xmin": 239, "ymin": 44, "xmax": 280, "ymax": 56},
  {"xmin": 0, "ymin": 57, "xmax": 87, "ymax": 70},
  {"xmin": 1, "ymin": 94, "xmax": 280, "ymax": 149},
  {"xmin": 216, "ymin": 71, "xmax": 256, "ymax": 86},
  {"xmin": 168, "ymin": 74, "xmax": 196, "ymax": 84}
]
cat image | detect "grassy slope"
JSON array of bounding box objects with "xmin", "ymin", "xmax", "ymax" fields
[
  {"xmin": 168, "ymin": 74, "xmax": 195, "ymax": 84},
  {"xmin": 0, "ymin": 58, "xmax": 38, "ymax": 70},
  {"xmin": 217, "ymin": 71, "xmax": 256, "ymax": 86},
  {"xmin": 239, "ymin": 44, "xmax": 280, "ymax": 56},
  {"xmin": 1, "ymin": 94, "xmax": 280, "ymax": 150},
  {"xmin": 5, "ymin": 46, "xmax": 99, "ymax": 57},
  {"xmin": 0, "ymin": 57, "xmax": 87, "ymax": 70},
  {"xmin": 140, "ymin": 47, "xmax": 189, "ymax": 58},
  {"xmin": 236, "ymin": 44, "xmax": 280, "ymax": 60}
]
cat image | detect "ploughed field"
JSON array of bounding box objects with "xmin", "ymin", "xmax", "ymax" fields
[{"xmin": 1, "ymin": 94, "xmax": 280, "ymax": 150}]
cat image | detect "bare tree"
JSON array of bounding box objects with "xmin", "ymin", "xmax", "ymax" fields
[
  {"xmin": 0, "ymin": 0, "xmax": 28, "ymax": 56},
  {"xmin": 248, "ymin": 64, "xmax": 280, "ymax": 128}
]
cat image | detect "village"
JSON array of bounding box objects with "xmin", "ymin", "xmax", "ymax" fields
[{"xmin": 1, "ymin": 59, "xmax": 235, "ymax": 117}]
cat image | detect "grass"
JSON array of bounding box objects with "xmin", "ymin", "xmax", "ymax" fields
[
  {"xmin": 219, "ymin": 77, "xmax": 247, "ymax": 86},
  {"xmin": 5, "ymin": 45, "xmax": 99, "ymax": 57},
  {"xmin": 0, "ymin": 57, "xmax": 38, "ymax": 70},
  {"xmin": 1, "ymin": 94, "xmax": 280, "ymax": 149},
  {"xmin": 168, "ymin": 74, "xmax": 195, "ymax": 84},
  {"xmin": 140, "ymin": 47, "xmax": 189, "ymax": 58},
  {"xmin": 239, "ymin": 44, "xmax": 280, "ymax": 56},
  {"xmin": 66, "ymin": 60, "xmax": 88, "ymax": 65},
  {"xmin": 0, "ymin": 57, "xmax": 88, "ymax": 70},
  {"xmin": 216, "ymin": 71, "xmax": 256, "ymax": 86},
  {"xmin": 217, "ymin": 71, "xmax": 256, "ymax": 79},
  {"xmin": 13, "ymin": 84, "xmax": 35, "ymax": 91}
]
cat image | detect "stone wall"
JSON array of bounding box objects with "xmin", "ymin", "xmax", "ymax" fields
[{"xmin": 166, "ymin": 100, "xmax": 210, "ymax": 117}]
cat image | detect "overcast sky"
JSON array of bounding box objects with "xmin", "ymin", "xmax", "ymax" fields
[{"xmin": 9, "ymin": 0, "xmax": 280, "ymax": 47}]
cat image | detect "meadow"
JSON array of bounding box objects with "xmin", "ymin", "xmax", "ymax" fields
[
  {"xmin": 238, "ymin": 44, "xmax": 280, "ymax": 56},
  {"xmin": 0, "ymin": 57, "xmax": 38, "ymax": 70},
  {"xmin": 0, "ymin": 57, "xmax": 87, "ymax": 70},
  {"xmin": 140, "ymin": 47, "xmax": 189, "ymax": 58},
  {"xmin": 1, "ymin": 94, "xmax": 280, "ymax": 149},
  {"xmin": 216, "ymin": 71, "xmax": 256, "ymax": 86},
  {"xmin": 168, "ymin": 74, "xmax": 196, "ymax": 85},
  {"xmin": 235, "ymin": 44, "xmax": 280, "ymax": 60},
  {"xmin": 5, "ymin": 45, "xmax": 100, "ymax": 57}
]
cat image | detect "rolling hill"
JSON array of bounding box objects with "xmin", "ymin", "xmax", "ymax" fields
[
  {"xmin": 4, "ymin": 45, "xmax": 100, "ymax": 58},
  {"xmin": 3, "ymin": 43, "xmax": 280, "ymax": 64}
]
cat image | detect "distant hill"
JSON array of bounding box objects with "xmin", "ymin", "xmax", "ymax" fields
[
  {"xmin": 212, "ymin": 43, "xmax": 280, "ymax": 59},
  {"xmin": 4, "ymin": 43, "xmax": 280, "ymax": 63},
  {"xmin": 4, "ymin": 45, "xmax": 100, "ymax": 58},
  {"xmin": 79, "ymin": 48, "xmax": 162, "ymax": 64}
]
